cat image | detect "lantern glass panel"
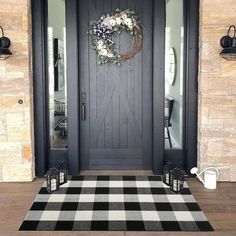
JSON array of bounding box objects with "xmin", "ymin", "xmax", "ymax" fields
[
  {"xmin": 51, "ymin": 178, "xmax": 57, "ymax": 191},
  {"xmin": 58, "ymin": 161, "xmax": 68, "ymax": 185},
  {"xmin": 59, "ymin": 169, "xmax": 67, "ymax": 185},
  {"xmin": 163, "ymin": 162, "xmax": 174, "ymax": 186},
  {"xmin": 46, "ymin": 168, "xmax": 59, "ymax": 193},
  {"xmin": 170, "ymin": 168, "xmax": 185, "ymax": 193}
]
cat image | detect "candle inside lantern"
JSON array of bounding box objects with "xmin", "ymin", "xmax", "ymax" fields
[
  {"xmin": 165, "ymin": 172, "xmax": 169, "ymax": 184},
  {"xmin": 173, "ymin": 179, "xmax": 178, "ymax": 192},
  {"xmin": 60, "ymin": 172, "xmax": 64, "ymax": 184},
  {"xmin": 51, "ymin": 178, "xmax": 57, "ymax": 191}
]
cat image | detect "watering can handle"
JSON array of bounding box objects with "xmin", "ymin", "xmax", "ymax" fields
[{"xmin": 199, "ymin": 167, "xmax": 220, "ymax": 180}]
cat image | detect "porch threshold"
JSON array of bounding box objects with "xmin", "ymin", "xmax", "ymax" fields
[{"xmin": 80, "ymin": 170, "xmax": 153, "ymax": 176}]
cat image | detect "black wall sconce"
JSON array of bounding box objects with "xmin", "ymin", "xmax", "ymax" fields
[
  {"xmin": 220, "ymin": 25, "xmax": 236, "ymax": 60},
  {"xmin": 0, "ymin": 26, "xmax": 12, "ymax": 60}
]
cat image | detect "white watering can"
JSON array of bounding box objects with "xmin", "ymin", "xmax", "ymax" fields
[{"xmin": 190, "ymin": 167, "xmax": 219, "ymax": 189}]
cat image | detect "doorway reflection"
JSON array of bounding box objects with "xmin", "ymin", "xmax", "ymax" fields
[
  {"xmin": 48, "ymin": 0, "xmax": 67, "ymax": 149},
  {"xmin": 165, "ymin": 0, "xmax": 184, "ymax": 149}
]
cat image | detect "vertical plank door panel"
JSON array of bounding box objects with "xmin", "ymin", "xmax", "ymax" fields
[{"xmin": 79, "ymin": 0, "xmax": 153, "ymax": 169}]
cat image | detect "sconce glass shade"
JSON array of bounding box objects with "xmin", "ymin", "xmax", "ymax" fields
[
  {"xmin": 0, "ymin": 26, "xmax": 12, "ymax": 60},
  {"xmin": 220, "ymin": 47, "xmax": 236, "ymax": 60}
]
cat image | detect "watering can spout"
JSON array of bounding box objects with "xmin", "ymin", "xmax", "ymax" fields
[{"xmin": 190, "ymin": 167, "xmax": 205, "ymax": 185}]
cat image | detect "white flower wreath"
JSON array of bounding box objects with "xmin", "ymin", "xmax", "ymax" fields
[{"xmin": 89, "ymin": 9, "xmax": 142, "ymax": 65}]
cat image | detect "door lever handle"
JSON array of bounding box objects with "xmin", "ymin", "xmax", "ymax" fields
[
  {"xmin": 81, "ymin": 92, "xmax": 86, "ymax": 121},
  {"xmin": 81, "ymin": 103, "xmax": 86, "ymax": 120}
]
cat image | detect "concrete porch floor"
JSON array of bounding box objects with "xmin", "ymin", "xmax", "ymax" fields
[{"xmin": 0, "ymin": 173, "xmax": 236, "ymax": 236}]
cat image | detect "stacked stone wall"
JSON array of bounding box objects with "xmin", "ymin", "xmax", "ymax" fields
[
  {"xmin": 198, "ymin": 0, "xmax": 236, "ymax": 180},
  {"xmin": 0, "ymin": 0, "xmax": 34, "ymax": 181}
]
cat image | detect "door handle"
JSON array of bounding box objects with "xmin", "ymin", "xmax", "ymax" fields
[
  {"xmin": 81, "ymin": 103, "xmax": 86, "ymax": 120},
  {"xmin": 81, "ymin": 92, "xmax": 86, "ymax": 121}
]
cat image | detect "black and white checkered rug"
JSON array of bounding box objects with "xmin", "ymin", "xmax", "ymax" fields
[{"xmin": 19, "ymin": 176, "xmax": 213, "ymax": 231}]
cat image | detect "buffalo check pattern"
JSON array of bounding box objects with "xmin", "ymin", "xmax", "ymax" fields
[{"xmin": 19, "ymin": 176, "xmax": 213, "ymax": 231}]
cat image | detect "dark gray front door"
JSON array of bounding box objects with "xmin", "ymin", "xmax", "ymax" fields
[{"xmin": 79, "ymin": 0, "xmax": 153, "ymax": 170}]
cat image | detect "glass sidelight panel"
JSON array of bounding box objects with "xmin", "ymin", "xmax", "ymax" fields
[
  {"xmin": 165, "ymin": 0, "xmax": 184, "ymax": 149},
  {"xmin": 47, "ymin": 0, "xmax": 67, "ymax": 149}
]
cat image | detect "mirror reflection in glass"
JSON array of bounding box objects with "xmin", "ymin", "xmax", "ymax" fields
[
  {"xmin": 165, "ymin": 0, "xmax": 184, "ymax": 149},
  {"xmin": 48, "ymin": 0, "xmax": 67, "ymax": 149}
]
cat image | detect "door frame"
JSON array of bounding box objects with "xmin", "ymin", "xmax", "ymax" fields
[{"xmin": 32, "ymin": 0, "xmax": 199, "ymax": 176}]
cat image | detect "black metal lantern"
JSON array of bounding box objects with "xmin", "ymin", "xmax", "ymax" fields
[
  {"xmin": 163, "ymin": 162, "xmax": 174, "ymax": 186},
  {"xmin": 220, "ymin": 25, "xmax": 236, "ymax": 60},
  {"xmin": 46, "ymin": 168, "xmax": 60, "ymax": 193},
  {"xmin": 0, "ymin": 26, "xmax": 12, "ymax": 60},
  {"xmin": 58, "ymin": 161, "xmax": 68, "ymax": 186},
  {"xmin": 170, "ymin": 167, "xmax": 185, "ymax": 193}
]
